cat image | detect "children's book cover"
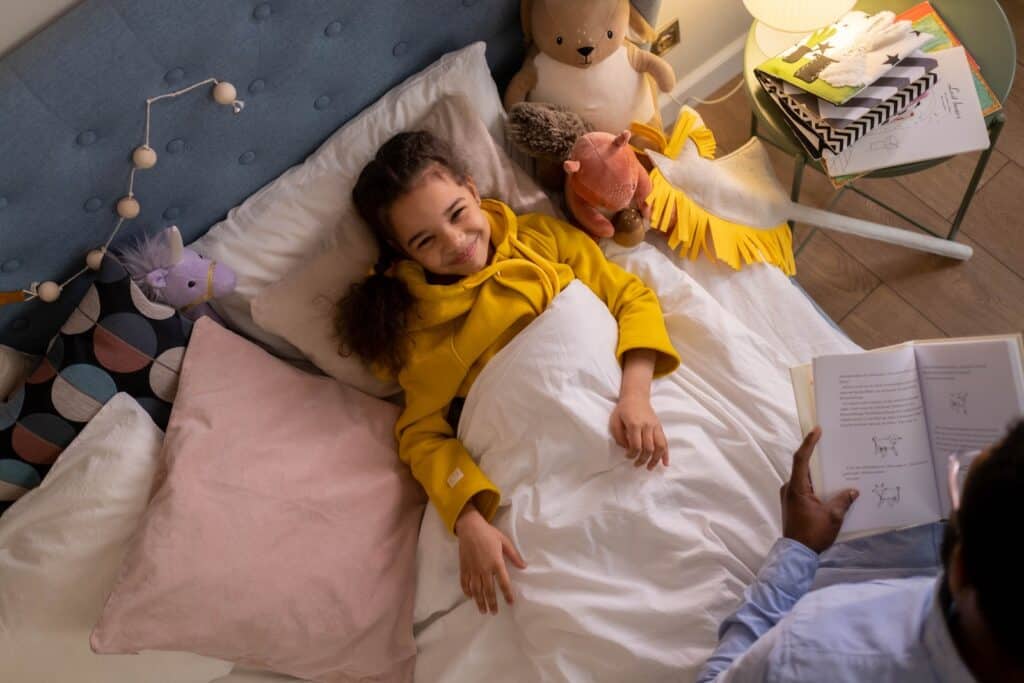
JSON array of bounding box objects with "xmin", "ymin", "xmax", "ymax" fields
[
  {"xmin": 896, "ymin": 1, "xmax": 1002, "ymax": 116},
  {"xmin": 756, "ymin": 10, "xmax": 933, "ymax": 105}
]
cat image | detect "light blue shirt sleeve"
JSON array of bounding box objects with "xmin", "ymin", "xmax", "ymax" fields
[{"xmin": 695, "ymin": 537, "xmax": 819, "ymax": 683}]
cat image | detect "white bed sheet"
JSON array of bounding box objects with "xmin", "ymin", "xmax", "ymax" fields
[{"xmin": 409, "ymin": 240, "xmax": 859, "ymax": 682}]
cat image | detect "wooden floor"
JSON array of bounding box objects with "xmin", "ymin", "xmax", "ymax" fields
[{"xmin": 694, "ymin": 3, "xmax": 1023, "ymax": 350}]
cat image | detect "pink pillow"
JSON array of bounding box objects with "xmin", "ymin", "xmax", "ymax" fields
[{"xmin": 91, "ymin": 318, "xmax": 425, "ymax": 683}]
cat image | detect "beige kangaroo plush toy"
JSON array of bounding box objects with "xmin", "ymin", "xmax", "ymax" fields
[{"xmin": 504, "ymin": 0, "xmax": 676, "ymax": 137}]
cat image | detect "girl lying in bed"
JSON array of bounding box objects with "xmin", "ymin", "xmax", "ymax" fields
[{"xmin": 335, "ymin": 131, "xmax": 680, "ymax": 616}]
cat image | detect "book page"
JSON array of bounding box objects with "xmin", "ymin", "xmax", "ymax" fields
[
  {"xmin": 822, "ymin": 47, "xmax": 989, "ymax": 176},
  {"xmin": 915, "ymin": 338, "xmax": 1024, "ymax": 516},
  {"xmin": 790, "ymin": 363, "xmax": 824, "ymax": 490},
  {"xmin": 813, "ymin": 347, "xmax": 942, "ymax": 534}
]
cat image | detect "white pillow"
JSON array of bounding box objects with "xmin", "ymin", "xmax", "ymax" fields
[
  {"xmin": 0, "ymin": 393, "xmax": 232, "ymax": 683},
  {"xmin": 191, "ymin": 42, "xmax": 507, "ymax": 360},
  {"xmin": 0, "ymin": 344, "xmax": 37, "ymax": 400},
  {"xmin": 250, "ymin": 94, "xmax": 554, "ymax": 396}
]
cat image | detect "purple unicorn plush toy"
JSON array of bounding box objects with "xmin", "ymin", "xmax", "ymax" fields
[{"xmin": 118, "ymin": 225, "xmax": 236, "ymax": 324}]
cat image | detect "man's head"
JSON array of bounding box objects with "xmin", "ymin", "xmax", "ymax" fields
[{"xmin": 943, "ymin": 419, "xmax": 1024, "ymax": 666}]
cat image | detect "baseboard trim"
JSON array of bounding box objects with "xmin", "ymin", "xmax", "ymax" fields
[{"xmin": 659, "ymin": 32, "xmax": 747, "ymax": 124}]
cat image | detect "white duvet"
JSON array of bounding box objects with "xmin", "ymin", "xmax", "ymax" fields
[
  {"xmin": 412, "ymin": 240, "xmax": 858, "ymax": 682},
  {"xmin": 0, "ymin": 237, "xmax": 856, "ymax": 683}
]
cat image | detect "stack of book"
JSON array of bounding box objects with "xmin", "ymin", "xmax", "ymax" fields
[{"xmin": 754, "ymin": 2, "xmax": 1001, "ymax": 187}]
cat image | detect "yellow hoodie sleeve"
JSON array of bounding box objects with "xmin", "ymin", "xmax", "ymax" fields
[
  {"xmin": 394, "ymin": 399, "xmax": 500, "ymax": 536},
  {"xmin": 521, "ymin": 214, "xmax": 681, "ymax": 378}
]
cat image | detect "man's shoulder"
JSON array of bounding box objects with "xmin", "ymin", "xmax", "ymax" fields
[{"xmin": 769, "ymin": 576, "xmax": 937, "ymax": 681}]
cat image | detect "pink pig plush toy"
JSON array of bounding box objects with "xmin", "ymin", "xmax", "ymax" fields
[{"xmin": 563, "ymin": 130, "xmax": 652, "ymax": 246}]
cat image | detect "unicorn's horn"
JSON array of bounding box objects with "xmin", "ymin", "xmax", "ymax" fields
[{"xmin": 167, "ymin": 225, "xmax": 184, "ymax": 264}]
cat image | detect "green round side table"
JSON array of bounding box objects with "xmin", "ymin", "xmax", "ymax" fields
[{"xmin": 744, "ymin": 0, "xmax": 1017, "ymax": 240}]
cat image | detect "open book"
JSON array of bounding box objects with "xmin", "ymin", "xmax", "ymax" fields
[{"xmin": 791, "ymin": 335, "xmax": 1024, "ymax": 540}]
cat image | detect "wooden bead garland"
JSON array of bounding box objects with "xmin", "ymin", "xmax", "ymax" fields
[
  {"xmin": 213, "ymin": 81, "xmax": 238, "ymax": 105},
  {"xmin": 86, "ymin": 248, "xmax": 106, "ymax": 271},
  {"xmin": 117, "ymin": 196, "xmax": 141, "ymax": 219},
  {"xmin": 36, "ymin": 281, "xmax": 61, "ymax": 303},
  {"xmin": 2, "ymin": 78, "xmax": 244, "ymax": 307},
  {"xmin": 132, "ymin": 145, "xmax": 157, "ymax": 169}
]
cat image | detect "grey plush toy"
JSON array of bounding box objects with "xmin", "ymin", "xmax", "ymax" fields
[
  {"xmin": 506, "ymin": 102, "xmax": 594, "ymax": 189},
  {"xmin": 506, "ymin": 102, "xmax": 593, "ymax": 163}
]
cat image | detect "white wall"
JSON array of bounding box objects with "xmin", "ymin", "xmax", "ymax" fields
[
  {"xmin": 654, "ymin": 0, "xmax": 752, "ymax": 120},
  {"xmin": 0, "ymin": 0, "xmax": 751, "ymax": 115},
  {"xmin": 0, "ymin": 0, "xmax": 81, "ymax": 58}
]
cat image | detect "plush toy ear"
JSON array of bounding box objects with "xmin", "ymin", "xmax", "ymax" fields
[
  {"xmin": 146, "ymin": 268, "xmax": 169, "ymax": 289},
  {"xmin": 628, "ymin": 5, "xmax": 656, "ymax": 44},
  {"xmin": 564, "ymin": 159, "xmax": 581, "ymax": 174},
  {"xmin": 521, "ymin": 0, "xmax": 534, "ymax": 44},
  {"xmin": 165, "ymin": 225, "xmax": 184, "ymax": 265},
  {"xmin": 614, "ymin": 130, "xmax": 632, "ymax": 147}
]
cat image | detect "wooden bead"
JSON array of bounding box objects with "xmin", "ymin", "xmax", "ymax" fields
[
  {"xmin": 213, "ymin": 81, "xmax": 237, "ymax": 105},
  {"xmin": 37, "ymin": 281, "xmax": 61, "ymax": 302},
  {"xmin": 86, "ymin": 248, "xmax": 106, "ymax": 271},
  {"xmin": 117, "ymin": 196, "xmax": 140, "ymax": 219},
  {"xmin": 132, "ymin": 145, "xmax": 157, "ymax": 169}
]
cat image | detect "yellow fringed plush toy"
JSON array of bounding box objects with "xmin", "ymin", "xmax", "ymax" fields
[
  {"xmin": 529, "ymin": 108, "xmax": 969, "ymax": 269},
  {"xmin": 633, "ymin": 110, "xmax": 796, "ymax": 276},
  {"xmin": 560, "ymin": 109, "xmax": 796, "ymax": 276}
]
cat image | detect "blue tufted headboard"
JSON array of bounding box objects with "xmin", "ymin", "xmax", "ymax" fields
[
  {"xmin": 0, "ymin": 2, "xmax": 498, "ymax": 353},
  {"xmin": 0, "ymin": 0, "xmax": 665, "ymax": 354}
]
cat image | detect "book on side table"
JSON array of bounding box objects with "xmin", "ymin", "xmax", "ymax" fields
[
  {"xmin": 791, "ymin": 334, "xmax": 1024, "ymax": 540},
  {"xmin": 822, "ymin": 46, "xmax": 990, "ymax": 179}
]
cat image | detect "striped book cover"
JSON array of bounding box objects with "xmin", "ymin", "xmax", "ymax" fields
[{"xmin": 756, "ymin": 52, "xmax": 939, "ymax": 158}]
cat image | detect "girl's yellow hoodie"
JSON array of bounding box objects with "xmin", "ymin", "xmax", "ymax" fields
[{"xmin": 393, "ymin": 199, "xmax": 680, "ymax": 534}]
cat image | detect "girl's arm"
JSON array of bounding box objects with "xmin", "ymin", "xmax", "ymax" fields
[
  {"xmin": 612, "ymin": 349, "xmax": 669, "ymax": 469},
  {"xmin": 454, "ymin": 497, "xmax": 527, "ymax": 616},
  {"xmin": 395, "ymin": 405, "xmax": 500, "ymax": 535},
  {"xmin": 519, "ymin": 213, "xmax": 680, "ymax": 378},
  {"xmin": 620, "ymin": 347, "xmax": 656, "ymax": 399},
  {"xmin": 397, "ymin": 403, "xmax": 526, "ymax": 616},
  {"xmin": 518, "ymin": 214, "xmax": 678, "ymax": 468}
]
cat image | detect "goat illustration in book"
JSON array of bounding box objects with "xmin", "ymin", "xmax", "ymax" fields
[
  {"xmin": 950, "ymin": 392, "xmax": 969, "ymax": 416},
  {"xmin": 873, "ymin": 483, "xmax": 902, "ymax": 507},
  {"xmin": 872, "ymin": 434, "xmax": 902, "ymax": 458}
]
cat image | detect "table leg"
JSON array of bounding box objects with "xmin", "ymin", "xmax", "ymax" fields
[
  {"xmin": 789, "ymin": 154, "xmax": 806, "ymax": 231},
  {"xmin": 750, "ymin": 111, "xmax": 758, "ymax": 139},
  {"xmin": 948, "ymin": 113, "xmax": 1006, "ymax": 240}
]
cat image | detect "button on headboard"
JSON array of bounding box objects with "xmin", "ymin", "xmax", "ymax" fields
[
  {"xmin": 0, "ymin": 0, "xmax": 526, "ymax": 352},
  {"xmin": 0, "ymin": 0, "xmax": 663, "ymax": 353}
]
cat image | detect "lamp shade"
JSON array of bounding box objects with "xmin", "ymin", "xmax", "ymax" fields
[{"xmin": 742, "ymin": 0, "xmax": 857, "ymax": 32}]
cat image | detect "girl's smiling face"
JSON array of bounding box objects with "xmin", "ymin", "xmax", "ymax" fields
[{"xmin": 388, "ymin": 166, "xmax": 491, "ymax": 277}]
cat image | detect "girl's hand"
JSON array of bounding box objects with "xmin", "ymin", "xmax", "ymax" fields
[
  {"xmin": 613, "ymin": 349, "xmax": 668, "ymax": 469},
  {"xmin": 454, "ymin": 505, "xmax": 527, "ymax": 615},
  {"xmin": 610, "ymin": 394, "xmax": 669, "ymax": 470}
]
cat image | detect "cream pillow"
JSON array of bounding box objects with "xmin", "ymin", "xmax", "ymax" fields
[
  {"xmin": 0, "ymin": 393, "xmax": 232, "ymax": 683},
  {"xmin": 250, "ymin": 94, "xmax": 554, "ymax": 395},
  {"xmin": 191, "ymin": 42, "xmax": 507, "ymax": 360}
]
